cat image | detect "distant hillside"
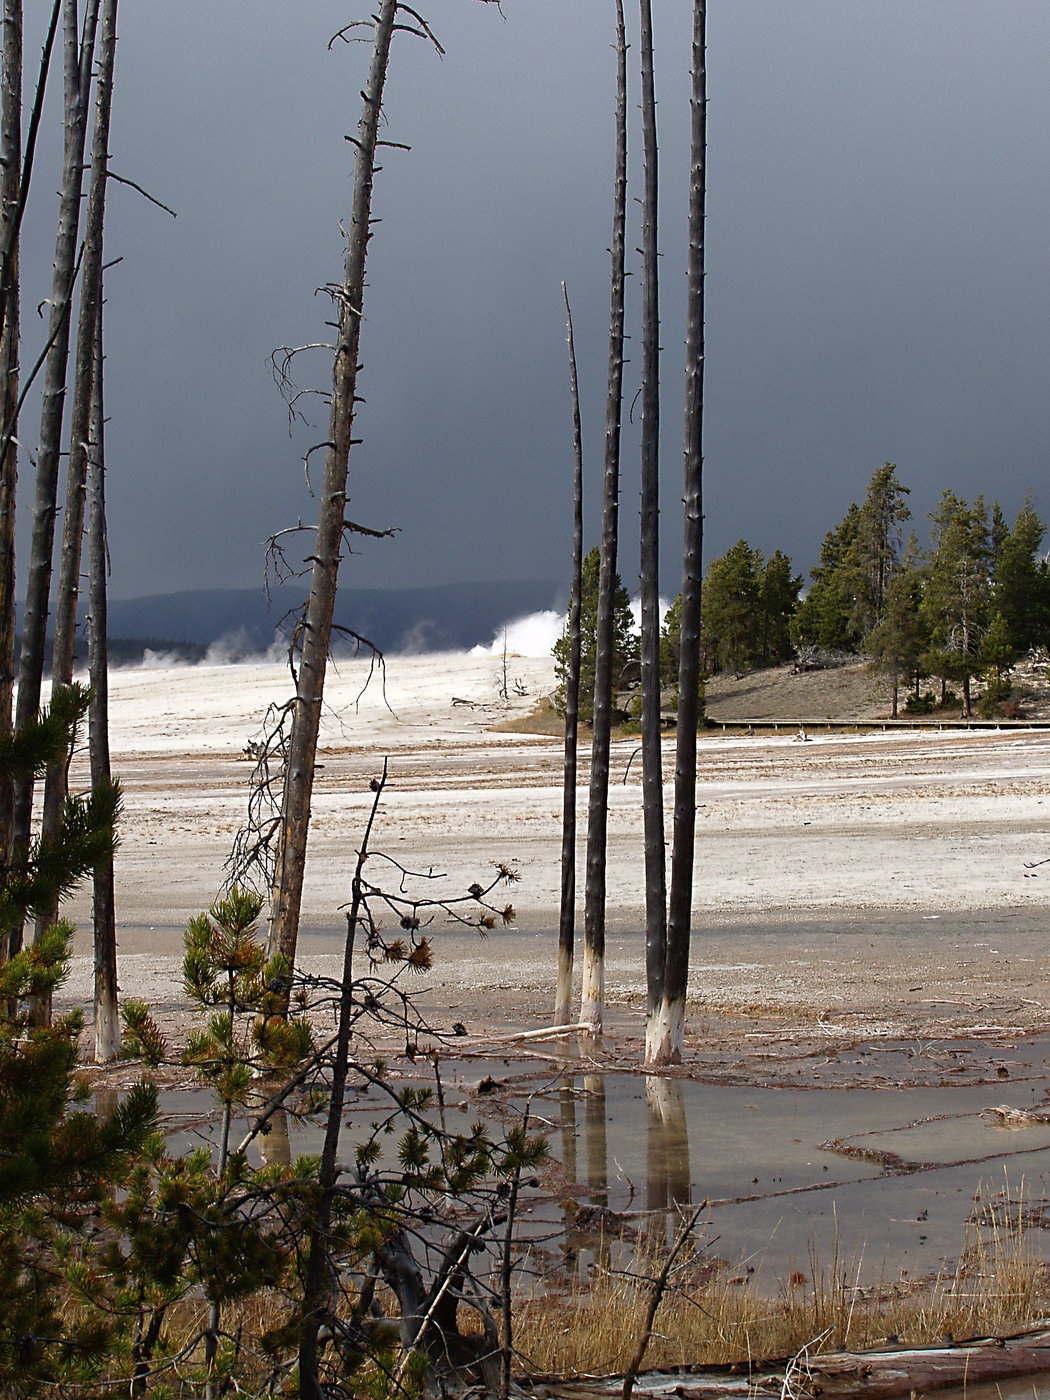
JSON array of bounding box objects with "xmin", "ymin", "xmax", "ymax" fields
[
  {"xmin": 704, "ymin": 662, "xmax": 887, "ymax": 722},
  {"xmin": 703, "ymin": 657, "xmax": 1050, "ymax": 723},
  {"xmin": 106, "ymin": 580, "xmax": 563, "ymax": 655}
]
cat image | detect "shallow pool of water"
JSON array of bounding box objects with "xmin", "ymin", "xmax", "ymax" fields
[
  {"xmin": 494, "ymin": 1066, "xmax": 1050, "ymax": 1283},
  {"xmin": 148, "ymin": 1045, "xmax": 1050, "ymax": 1288}
]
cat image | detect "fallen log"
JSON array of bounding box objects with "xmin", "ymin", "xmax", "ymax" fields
[{"xmin": 519, "ymin": 1322, "xmax": 1050, "ymax": 1399}]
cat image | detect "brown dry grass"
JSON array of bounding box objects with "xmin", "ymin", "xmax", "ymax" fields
[
  {"xmin": 514, "ymin": 1200, "xmax": 1049, "ymax": 1375},
  {"xmin": 61, "ymin": 1210, "xmax": 1047, "ymax": 1389}
]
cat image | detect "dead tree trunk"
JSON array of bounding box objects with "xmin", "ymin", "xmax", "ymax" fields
[
  {"xmin": 0, "ymin": 0, "xmax": 61, "ymax": 354},
  {"xmin": 637, "ymin": 0, "xmax": 667, "ymax": 1038},
  {"xmin": 555, "ymin": 283, "xmax": 584, "ymax": 1026},
  {"xmin": 40, "ymin": 0, "xmax": 117, "ymax": 940},
  {"xmin": 581, "ymin": 0, "xmax": 628, "ymax": 1036},
  {"xmin": 9, "ymin": 0, "xmax": 98, "ymax": 960},
  {"xmin": 647, "ymin": 0, "xmax": 705, "ymax": 1067},
  {"xmin": 88, "ymin": 278, "xmax": 118, "ymax": 1062},
  {"xmin": 0, "ymin": 0, "xmax": 23, "ymax": 870},
  {"xmin": 84, "ymin": 0, "xmax": 118, "ymax": 1063},
  {"xmin": 297, "ymin": 783, "xmax": 371, "ymax": 1393},
  {"xmin": 266, "ymin": 0, "xmax": 399, "ymax": 968}
]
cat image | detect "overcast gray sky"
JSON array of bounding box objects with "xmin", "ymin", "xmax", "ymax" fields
[{"xmin": 18, "ymin": 1, "xmax": 1050, "ymax": 602}]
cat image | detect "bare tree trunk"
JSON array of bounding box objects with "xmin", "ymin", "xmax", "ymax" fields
[
  {"xmin": 40, "ymin": 0, "xmax": 116, "ymax": 940},
  {"xmin": 9, "ymin": 0, "xmax": 98, "ymax": 961},
  {"xmin": 298, "ymin": 761, "xmax": 384, "ymax": 1395},
  {"xmin": 637, "ymin": 0, "xmax": 667, "ymax": 1039},
  {"xmin": 555, "ymin": 284, "xmax": 584, "ymax": 1026},
  {"xmin": 266, "ymin": 0, "xmax": 399, "ymax": 969},
  {"xmin": 0, "ymin": 0, "xmax": 23, "ymax": 871},
  {"xmin": 89, "ymin": 335, "xmax": 118, "ymax": 1062},
  {"xmin": 0, "ymin": 0, "xmax": 61, "ymax": 361},
  {"xmin": 85, "ymin": 0, "xmax": 118, "ymax": 1063},
  {"xmin": 648, "ymin": 0, "xmax": 705, "ymax": 1067},
  {"xmin": 581, "ymin": 0, "xmax": 628, "ymax": 1036}
]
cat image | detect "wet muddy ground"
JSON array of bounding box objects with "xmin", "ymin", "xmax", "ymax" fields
[{"xmin": 148, "ymin": 1031, "xmax": 1050, "ymax": 1286}]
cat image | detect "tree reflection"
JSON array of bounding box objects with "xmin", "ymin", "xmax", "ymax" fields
[
  {"xmin": 646, "ymin": 1076, "xmax": 691, "ymax": 1221},
  {"xmin": 583, "ymin": 1073, "xmax": 608, "ymax": 1205},
  {"xmin": 558, "ymin": 1072, "xmax": 578, "ymax": 1187}
]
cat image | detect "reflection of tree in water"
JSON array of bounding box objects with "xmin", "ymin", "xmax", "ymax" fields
[
  {"xmin": 556, "ymin": 1074, "xmax": 611, "ymax": 1281},
  {"xmin": 584, "ymin": 1074, "xmax": 608, "ymax": 1205},
  {"xmin": 557, "ymin": 1074, "xmax": 695, "ymax": 1276},
  {"xmin": 558, "ymin": 1073, "xmax": 577, "ymax": 1188},
  {"xmin": 646, "ymin": 1076, "xmax": 691, "ymax": 1219}
]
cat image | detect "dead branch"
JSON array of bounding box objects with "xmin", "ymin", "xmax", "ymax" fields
[
  {"xmin": 343, "ymin": 517, "xmax": 398, "ymax": 541},
  {"xmin": 352, "ymin": 858, "xmax": 518, "ymax": 936},
  {"xmin": 264, "ymin": 525, "xmax": 314, "ymax": 593},
  {"xmin": 621, "ymin": 1200, "xmax": 709, "ymax": 1400},
  {"xmin": 224, "ymin": 696, "xmax": 296, "ymax": 895},
  {"xmin": 395, "ymin": 5, "xmax": 446, "ymax": 55},
  {"xmin": 105, "ymin": 169, "xmax": 177, "ymax": 217},
  {"xmin": 328, "ymin": 20, "xmax": 373, "ymax": 49}
]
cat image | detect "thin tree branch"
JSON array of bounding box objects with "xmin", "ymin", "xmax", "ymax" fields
[{"xmin": 105, "ymin": 170, "xmax": 176, "ymax": 217}]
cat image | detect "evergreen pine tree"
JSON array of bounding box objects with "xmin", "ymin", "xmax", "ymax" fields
[
  {"xmin": 848, "ymin": 462, "xmax": 911, "ymax": 637},
  {"xmin": 990, "ymin": 501, "xmax": 1010, "ymax": 565},
  {"xmin": 700, "ymin": 539, "xmax": 762, "ymax": 673},
  {"xmin": 0, "ymin": 688, "xmax": 156, "ymax": 1393},
  {"xmin": 792, "ymin": 465, "xmax": 911, "ymax": 655},
  {"xmin": 982, "ymin": 609, "xmax": 1015, "ymax": 684},
  {"xmin": 757, "ymin": 549, "xmax": 803, "ymax": 665},
  {"xmin": 864, "ymin": 539, "xmax": 928, "ymax": 717},
  {"xmin": 660, "ymin": 592, "xmax": 683, "ymax": 689},
  {"xmin": 992, "ymin": 495, "xmax": 1049, "ymax": 652},
  {"xmin": 1, "ymin": 684, "xmax": 120, "ymax": 944},
  {"xmin": 921, "ymin": 491, "xmax": 993, "ymax": 716},
  {"xmin": 553, "ymin": 546, "xmax": 638, "ymax": 723},
  {"xmin": 791, "ymin": 503, "xmax": 863, "ymax": 652}
]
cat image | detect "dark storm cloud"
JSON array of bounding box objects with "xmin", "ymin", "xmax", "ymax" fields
[{"xmin": 16, "ymin": 1, "xmax": 1050, "ymax": 601}]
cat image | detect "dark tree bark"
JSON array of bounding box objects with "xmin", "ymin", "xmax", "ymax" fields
[
  {"xmin": 637, "ymin": 0, "xmax": 667, "ymax": 1034},
  {"xmin": 40, "ymin": 0, "xmax": 117, "ymax": 941},
  {"xmin": 266, "ymin": 0, "xmax": 399, "ymax": 969},
  {"xmin": 555, "ymin": 283, "xmax": 584, "ymax": 1026},
  {"xmin": 0, "ymin": 0, "xmax": 61, "ymax": 364},
  {"xmin": 9, "ymin": 0, "xmax": 99, "ymax": 960},
  {"xmin": 88, "ymin": 277, "xmax": 117, "ymax": 1062},
  {"xmin": 581, "ymin": 0, "xmax": 628, "ymax": 1035},
  {"xmin": 297, "ymin": 765, "xmax": 376, "ymax": 1395},
  {"xmin": 0, "ymin": 0, "xmax": 23, "ymax": 872},
  {"xmin": 84, "ymin": 0, "xmax": 118, "ymax": 1062},
  {"xmin": 649, "ymin": 0, "xmax": 705, "ymax": 1066}
]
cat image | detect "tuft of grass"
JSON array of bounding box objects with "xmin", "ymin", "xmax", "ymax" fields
[{"xmin": 514, "ymin": 1195, "xmax": 1049, "ymax": 1375}]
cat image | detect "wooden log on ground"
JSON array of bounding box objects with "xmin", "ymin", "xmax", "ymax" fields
[{"xmin": 519, "ymin": 1322, "xmax": 1050, "ymax": 1399}]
